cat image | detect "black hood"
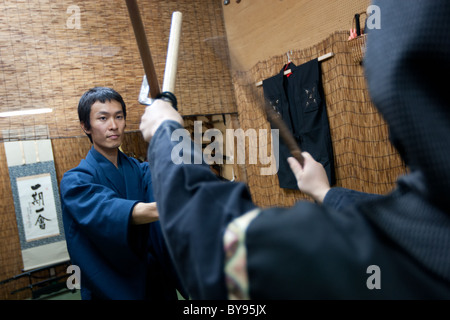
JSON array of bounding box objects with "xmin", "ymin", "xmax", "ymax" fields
[{"xmin": 364, "ymin": 0, "xmax": 450, "ymax": 210}]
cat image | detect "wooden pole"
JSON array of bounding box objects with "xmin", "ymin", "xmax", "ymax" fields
[{"xmin": 125, "ymin": 0, "xmax": 161, "ymax": 98}]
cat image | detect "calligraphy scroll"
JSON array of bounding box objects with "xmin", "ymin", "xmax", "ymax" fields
[{"xmin": 16, "ymin": 173, "xmax": 60, "ymax": 242}]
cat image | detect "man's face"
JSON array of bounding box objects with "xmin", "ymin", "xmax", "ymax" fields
[{"xmin": 83, "ymin": 99, "xmax": 126, "ymax": 154}]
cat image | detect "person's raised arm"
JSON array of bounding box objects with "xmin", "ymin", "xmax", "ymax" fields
[
  {"xmin": 139, "ymin": 98, "xmax": 257, "ymax": 299},
  {"xmin": 287, "ymin": 152, "xmax": 331, "ymax": 204}
]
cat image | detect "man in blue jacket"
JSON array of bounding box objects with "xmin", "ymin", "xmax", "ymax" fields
[{"xmin": 60, "ymin": 87, "xmax": 185, "ymax": 300}]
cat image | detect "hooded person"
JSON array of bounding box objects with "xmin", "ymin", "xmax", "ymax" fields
[{"xmin": 139, "ymin": 0, "xmax": 450, "ymax": 299}]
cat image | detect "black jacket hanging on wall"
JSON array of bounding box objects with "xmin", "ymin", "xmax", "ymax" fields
[{"xmin": 262, "ymin": 58, "xmax": 335, "ymax": 189}]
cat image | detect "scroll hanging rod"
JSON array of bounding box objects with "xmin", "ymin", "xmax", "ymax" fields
[{"xmin": 255, "ymin": 52, "xmax": 334, "ymax": 87}]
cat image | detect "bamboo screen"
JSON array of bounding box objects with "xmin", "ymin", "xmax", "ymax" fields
[
  {"xmin": 232, "ymin": 31, "xmax": 407, "ymax": 208},
  {"xmin": 0, "ymin": 0, "xmax": 235, "ymax": 143}
]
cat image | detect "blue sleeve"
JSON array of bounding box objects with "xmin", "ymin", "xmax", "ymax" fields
[
  {"xmin": 148, "ymin": 120, "xmax": 257, "ymax": 299},
  {"xmin": 139, "ymin": 160, "xmax": 155, "ymax": 202},
  {"xmin": 60, "ymin": 167, "xmax": 138, "ymax": 252},
  {"xmin": 323, "ymin": 187, "xmax": 384, "ymax": 211}
]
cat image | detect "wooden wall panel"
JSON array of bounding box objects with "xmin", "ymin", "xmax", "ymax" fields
[
  {"xmin": 0, "ymin": 143, "xmax": 29, "ymax": 300},
  {"xmin": 222, "ymin": 0, "xmax": 371, "ymax": 70}
]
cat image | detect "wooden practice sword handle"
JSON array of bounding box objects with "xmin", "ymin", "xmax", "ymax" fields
[{"xmin": 163, "ymin": 11, "xmax": 182, "ymax": 94}]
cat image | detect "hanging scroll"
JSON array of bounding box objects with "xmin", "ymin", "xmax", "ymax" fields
[{"xmin": 4, "ymin": 138, "xmax": 69, "ymax": 271}]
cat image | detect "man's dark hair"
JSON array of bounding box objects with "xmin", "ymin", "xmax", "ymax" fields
[{"xmin": 78, "ymin": 87, "xmax": 127, "ymax": 143}]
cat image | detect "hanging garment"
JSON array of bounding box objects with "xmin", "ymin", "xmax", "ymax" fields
[{"xmin": 262, "ymin": 58, "xmax": 335, "ymax": 189}]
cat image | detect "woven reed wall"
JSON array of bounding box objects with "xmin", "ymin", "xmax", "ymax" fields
[
  {"xmin": 0, "ymin": 0, "xmax": 235, "ymax": 143},
  {"xmin": 233, "ymin": 31, "xmax": 407, "ymax": 208},
  {"xmin": 0, "ymin": 143, "xmax": 29, "ymax": 300}
]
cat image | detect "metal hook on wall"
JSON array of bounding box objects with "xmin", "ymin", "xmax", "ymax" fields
[{"xmin": 286, "ymin": 50, "xmax": 293, "ymax": 63}]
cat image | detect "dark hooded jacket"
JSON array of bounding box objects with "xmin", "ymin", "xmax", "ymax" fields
[{"xmin": 147, "ymin": 0, "xmax": 450, "ymax": 299}]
